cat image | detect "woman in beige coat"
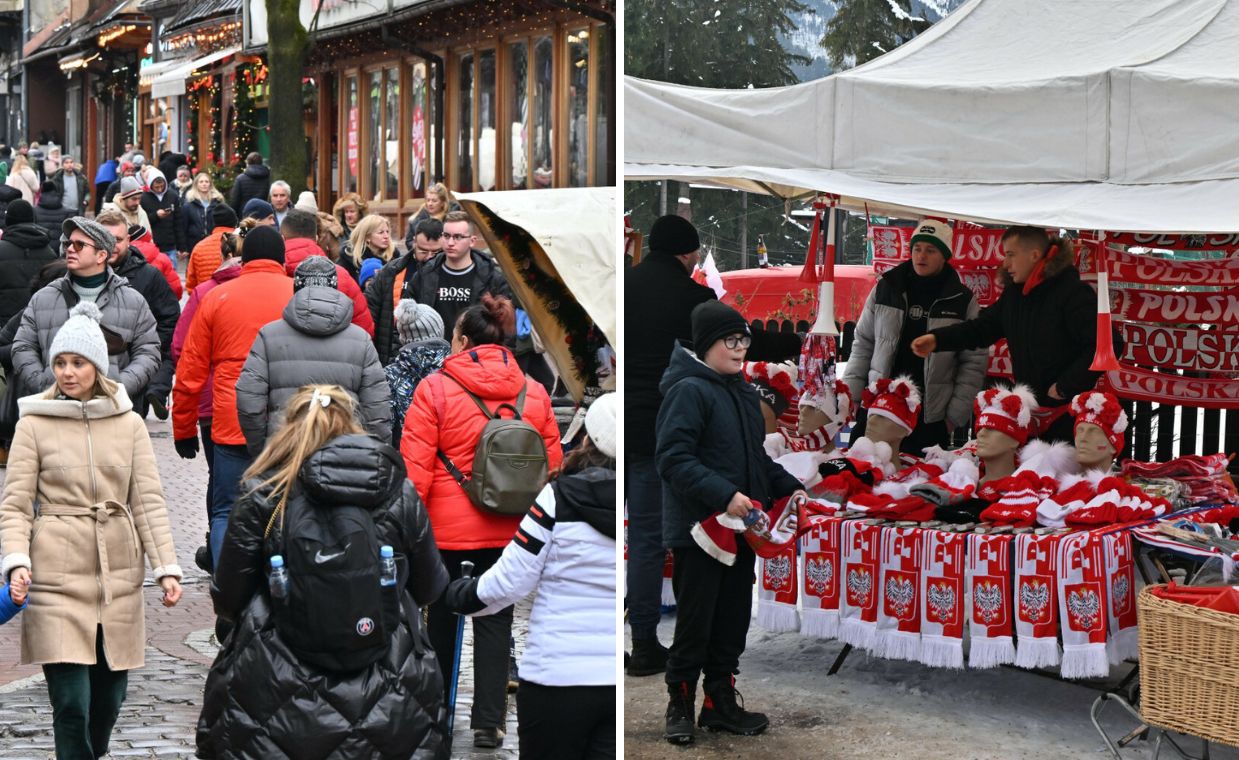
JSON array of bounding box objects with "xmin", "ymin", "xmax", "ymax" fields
[
  {"xmin": 0, "ymin": 301, "xmax": 182, "ymax": 760},
  {"xmin": 5, "ymin": 154, "xmax": 41, "ymax": 204}
]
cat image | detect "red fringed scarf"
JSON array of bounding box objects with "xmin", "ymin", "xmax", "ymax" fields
[
  {"xmin": 919, "ymin": 530, "xmax": 967, "ymax": 669},
  {"xmin": 799, "ymin": 514, "xmax": 843, "ymax": 638},
  {"xmin": 876, "ymin": 526, "xmax": 924, "ymax": 662},
  {"xmin": 1014, "ymin": 533, "xmax": 1061, "ymax": 669},
  {"xmin": 967, "ymin": 533, "xmax": 1016, "ymax": 668},
  {"xmin": 840, "ymin": 521, "xmax": 882, "ymax": 651},
  {"xmin": 1057, "ymin": 531, "xmax": 1110, "ymax": 679}
]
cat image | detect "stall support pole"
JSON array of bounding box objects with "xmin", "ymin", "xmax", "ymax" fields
[{"xmin": 827, "ymin": 644, "xmax": 853, "ymax": 676}]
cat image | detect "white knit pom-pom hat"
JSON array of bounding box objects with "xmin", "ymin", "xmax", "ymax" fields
[{"xmin": 49, "ymin": 302, "xmax": 110, "ymax": 375}]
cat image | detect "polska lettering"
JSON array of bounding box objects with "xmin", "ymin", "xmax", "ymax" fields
[
  {"xmin": 869, "ymin": 226, "xmax": 1004, "ymax": 268},
  {"xmin": 1102, "ymin": 248, "xmax": 1239, "ymax": 286},
  {"xmin": 1110, "ymin": 232, "xmax": 1239, "ymax": 252},
  {"xmin": 1120, "ymin": 323, "xmax": 1239, "ymax": 373},
  {"xmin": 1106, "ymin": 365, "xmax": 1239, "ymax": 410},
  {"xmin": 1110, "ymin": 288, "xmax": 1239, "ymax": 326}
]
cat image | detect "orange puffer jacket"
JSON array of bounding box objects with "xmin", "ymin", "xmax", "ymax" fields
[
  {"xmin": 282, "ymin": 237, "xmax": 374, "ymax": 336},
  {"xmin": 186, "ymin": 226, "xmax": 231, "ymax": 292},
  {"xmin": 172, "ymin": 259, "xmax": 293, "ymax": 445},
  {"xmin": 401, "ymin": 344, "xmax": 563, "ymax": 550}
]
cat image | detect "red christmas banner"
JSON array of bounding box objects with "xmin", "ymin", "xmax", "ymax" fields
[
  {"xmin": 1110, "ymin": 287, "xmax": 1239, "ymax": 326},
  {"xmin": 1120, "ymin": 323, "xmax": 1239, "ymax": 373},
  {"xmin": 1109, "ymin": 232, "xmax": 1239, "ymax": 252},
  {"xmin": 1105, "ymin": 364, "xmax": 1239, "ymax": 409}
]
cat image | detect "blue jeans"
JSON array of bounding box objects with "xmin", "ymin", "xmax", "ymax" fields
[
  {"xmin": 200, "ymin": 418, "xmax": 215, "ymax": 526},
  {"xmin": 626, "ymin": 456, "xmax": 667, "ymax": 640},
  {"xmin": 210, "ymin": 443, "xmax": 251, "ymax": 566}
]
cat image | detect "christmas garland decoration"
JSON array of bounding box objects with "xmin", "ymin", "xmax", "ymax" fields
[
  {"xmin": 231, "ymin": 63, "xmax": 263, "ymax": 170},
  {"xmin": 491, "ymin": 213, "xmax": 607, "ymax": 389}
]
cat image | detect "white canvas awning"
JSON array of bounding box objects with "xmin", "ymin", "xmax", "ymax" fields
[
  {"xmin": 151, "ymin": 46, "xmax": 240, "ymax": 99},
  {"xmin": 625, "ymin": 0, "xmax": 1239, "ymax": 232}
]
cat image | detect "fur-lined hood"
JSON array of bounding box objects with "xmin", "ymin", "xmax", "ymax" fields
[{"xmin": 999, "ymin": 237, "xmax": 1076, "ymax": 287}]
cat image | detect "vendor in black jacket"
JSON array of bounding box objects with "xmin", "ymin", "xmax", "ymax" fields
[
  {"xmin": 656, "ymin": 300, "xmax": 805, "ymax": 746},
  {"xmin": 912, "ymin": 226, "xmax": 1117, "ymax": 443}
]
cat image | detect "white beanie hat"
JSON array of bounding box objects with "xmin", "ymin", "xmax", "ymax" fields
[
  {"xmin": 394, "ymin": 298, "xmax": 444, "ymax": 345},
  {"xmin": 294, "ymin": 191, "xmax": 318, "ymax": 214},
  {"xmin": 49, "ymin": 302, "xmax": 110, "ymax": 376},
  {"xmin": 585, "ymin": 393, "xmax": 617, "ymax": 459}
]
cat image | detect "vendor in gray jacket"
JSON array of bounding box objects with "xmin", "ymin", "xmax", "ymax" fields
[
  {"xmin": 11, "ymin": 217, "xmax": 162, "ymax": 400},
  {"xmin": 842, "ymin": 220, "xmax": 987, "ymax": 455},
  {"xmin": 235, "ymin": 256, "xmax": 391, "ymax": 455}
]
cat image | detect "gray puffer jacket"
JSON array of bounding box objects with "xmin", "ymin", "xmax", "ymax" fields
[
  {"xmin": 236, "ymin": 286, "xmax": 391, "ymax": 456},
  {"xmin": 843, "ymin": 262, "xmax": 988, "ymax": 427},
  {"xmin": 11, "ymin": 271, "xmax": 161, "ymax": 399}
]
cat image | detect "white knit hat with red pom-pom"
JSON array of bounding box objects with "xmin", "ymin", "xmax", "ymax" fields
[
  {"xmin": 1070, "ymin": 390, "xmax": 1128, "ymax": 453},
  {"xmin": 861, "ymin": 376, "xmax": 921, "ymax": 434},
  {"xmin": 974, "ymin": 384, "xmax": 1037, "ymax": 445}
]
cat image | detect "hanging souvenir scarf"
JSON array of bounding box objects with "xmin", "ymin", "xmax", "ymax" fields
[
  {"xmin": 1057, "ymin": 531, "xmax": 1110, "ymax": 678},
  {"xmin": 875, "ymin": 526, "xmax": 924, "ymax": 661},
  {"xmin": 1103, "ymin": 531, "xmax": 1139, "ymax": 664},
  {"xmin": 1014, "ymin": 532, "xmax": 1062, "ymax": 669},
  {"xmin": 839, "ymin": 520, "xmax": 883, "ymax": 651},
  {"xmin": 799, "ymin": 514, "xmax": 843, "ymax": 638},
  {"xmin": 919, "ymin": 529, "xmax": 967, "ymax": 669},
  {"xmin": 967, "ymin": 533, "xmax": 1016, "ymax": 668}
]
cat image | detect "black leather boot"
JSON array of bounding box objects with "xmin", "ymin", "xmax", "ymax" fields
[
  {"xmin": 628, "ymin": 637, "xmax": 669, "ymax": 676},
  {"xmin": 664, "ymin": 681, "xmax": 696, "ymax": 745},
  {"xmin": 699, "ymin": 676, "xmax": 769, "ymax": 735}
]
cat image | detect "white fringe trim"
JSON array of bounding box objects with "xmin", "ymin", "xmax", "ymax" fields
[
  {"xmin": 661, "ymin": 577, "xmax": 676, "ymax": 606},
  {"xmin": 839, "ymin": 617, "xmax": 876, "ymax": 651},
  {"xmin": 919, "ymin": 634, "xmax": 965, "ymax": 669},
  {"xmin": 875, "ymin": 629, "xmax": 922, "ymax": 662},
  {"xmin": 800, "ymin": 608, "xmax": 839, "ymax": 639},
  {"xmin": 756, "ymin": 600, "xmax": 800, "ymax": 633},
  {"xmin": 1106, "ymin": 628, "xmax": 1139, "ymax": 665},
  {"xmin": 969, "ymin": 635, "xmax": 1016, "ymax": 669},
  {"xmin": 1014, "ymin": 636, "xmax": 1062, "ymax": 669},
  {"xmin": 1061, "ymin": 643, "xmax": 1110, "ymax": 679}
]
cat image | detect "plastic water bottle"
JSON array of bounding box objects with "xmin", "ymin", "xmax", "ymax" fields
[
  {"xmin": 269, "ymin": 555, "xmax": 289, "ymax": 600},
  {"xmin": 379, "ymin": 545, "xmax": 398, "ymax": 587}
]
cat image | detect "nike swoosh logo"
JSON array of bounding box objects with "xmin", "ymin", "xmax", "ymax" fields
[{"xmin": 314, "ymin": 549, "xmax": 346, "ymax": 563}]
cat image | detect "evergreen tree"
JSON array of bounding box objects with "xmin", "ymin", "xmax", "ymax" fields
[{"xmin": 821, "ymin": 0, "xmax": 931, "ymax": 70}]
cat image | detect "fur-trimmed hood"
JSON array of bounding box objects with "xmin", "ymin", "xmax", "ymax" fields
[{"xmin": 18, "ymin": 384, "xmax": 133, "ymax": 419}]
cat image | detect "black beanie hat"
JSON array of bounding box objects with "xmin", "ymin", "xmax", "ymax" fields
[
  {"xmin": 691, "ymin": 300, "xmax": 750, "ymax": 359},
  {"xmin": 212, "ymin": 204, "xmax": 238, "ymax": 230},
  {"xmin": 241, "ymin": 224, "xmax": 286, "ymax": 265},
  {"xmin": 648, "ymin": 214, "xmax": 700, "ymax": 257},
  {"xmin": 5, "ymin": 199, "xmax": 34, "ymax": 226}
]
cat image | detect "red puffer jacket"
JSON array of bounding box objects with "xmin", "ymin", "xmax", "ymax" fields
[
  {"xmin": 401, "ymin": 344, "xmax": 563, "ymax": 550},
  {"xmin": 132, "ymin": 237, "xmax": 183, "ymax": 299},
  {"xmin": 283, "ymin": 237, "xmax": 374, "ymax": 336}
]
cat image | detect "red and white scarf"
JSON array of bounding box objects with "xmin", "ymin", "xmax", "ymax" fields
[
  {"xmin": 919, "ymin": 530, "xmax": 967, "ymax": 669},
  {"xmin": 661, "ymin": 551, "xmax": 676, "ymax": 606},
  {"xmin": 967, "ymin": 533, "xmax": 1016, "ymax": 668},
  {"xmin": 1014, "ymin": 533, "xmax": 1061, "ymax": 669},
  {"xmin": 876, "ymin": 526, "xmax": 924, "ymax": 662},
  {"xmin": 1104, "ymin": 531, "xmax": 1139, "ymax": 664},
  {"xmin": 799, "ymin": 515, "xmax": 843, "ymax": 638},
  {"xmin": 756, "ymin": 544, "xmax": 800, "ymax": 632},
  {"xmin": 1057, "ymin": 531, "xmax": 1110, "ymax": 679},
  {"xmin": 840, "ymin": 521, "xmax": 882, "ymax": 651}
]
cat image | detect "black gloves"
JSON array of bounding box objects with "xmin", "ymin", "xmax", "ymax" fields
[
  {"xmin": 175, "ymin": 437, "xmax": 199, "ymax": 460},
  {"xmin": 443, "ymin": 577, "xmax": 485, "ymax": 615}
]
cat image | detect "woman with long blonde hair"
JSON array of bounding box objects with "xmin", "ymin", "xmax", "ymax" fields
[
  {"xmin": 197, "ymin": 384, "xmax": 448, "ymax": 758},
  {"xmin": 331, "ymin": 192, "xmax": 367, "ymax": 238},
  {"xmin": 5, "ymin": 155, "xmax": 40, "ymax": 204},
  {"xmin": 403, "ymin": 182, "xmax": 457, "ymax": 253},
  {"xmin": 181, "ymin": 172, "xmax": 226, "ymax": 252},
  {"xmin": 342, "ymin": 213, "xmax": 395, "ymax": 283}
]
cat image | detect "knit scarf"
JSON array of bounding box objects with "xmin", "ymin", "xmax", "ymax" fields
[
  {"xmin": 967, "ymin": 533, "xmax": 1016, "ymax": 668},
  {"xmin": 755, "ymin": 545, "xmax": 799, "ymax": 632},
  {"xmin": 875, "ymin": 526, "xmax": 924, "ymax": 662},
  {"xmin": 1057, "ymin": 531, "xmax": 1111, "ymax": 679},
  {"xmin": 799, "ymin": 514, "xmax": 843, "ymax": 638},
  {"xmin": 1014, "ymin": 532, "xmax": 1062, "ymax": 669},
  {"xmin": 70, "ymin": 271, "xmax": 108, "ymax": 289},
  {"xmin": 919, "ymin": 530, "xmax": 967, "ymax": 669},
  {"xmin": 661, "ymin": 551, "xmax": 676, "ymax": 607},
  {"xmin": 1104, "ymin": 531, "xmax": 1139, "ymax": 664},
  {"xmin": 839, "ymin": 521, "xmax": 882, "ymax": 651}
]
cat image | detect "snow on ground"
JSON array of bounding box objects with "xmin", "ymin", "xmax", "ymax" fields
[{"xmin": 624, "ymin": 608, "xmax": 1239, "ymax": 759}]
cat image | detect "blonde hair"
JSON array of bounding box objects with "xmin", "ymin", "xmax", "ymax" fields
[
  {"xmin": 184, "ymin": 172, "xmax": 224, "ymax": 204},
  {"xmin": 332, "ymin": 192, "xmax": 367, "ymax": 227},
  {"xmin": 10, "ymin": 155, "xmax": 29, "ymax": 174},
  {"xmin": 44, "ymin": 368, "xmax": 121, "ymax": 408},
  {"xmin": 425, "ymin": 183, "xmax": 452, "ymax": 220},
  {"xmin": 348, "ymin": 214, "xmax": 395, "ymax": 267},
  {"xmin": 244, "ymin": 385, "xmax": 363, "ymax": 531}
]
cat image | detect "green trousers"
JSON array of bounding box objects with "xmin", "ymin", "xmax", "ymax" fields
[{"xmin": 42, "ymin": 626, "xmax": 129, "ymax": 760}]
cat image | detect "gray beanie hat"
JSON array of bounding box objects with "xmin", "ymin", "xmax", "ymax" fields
[
  {"xmin": 395, "ymin": 299, "xmax": 444, "ymax": 346},
  {"xmin": 118, "ymin": 175, "xmax": 144, "ymax": 199},
  {"xmin": 49, "ymin": 302, "xmax": 110, "ymax": 376},
  {"xmin": 62, "ymin": 217, "xmax": 116, "ymax": 257},
  {"xmin": 293, "ymin": 255, "xmax": 338, "ymax": 291}
]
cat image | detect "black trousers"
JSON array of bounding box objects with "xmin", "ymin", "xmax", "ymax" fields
[
  {"xmin": 42, "ymin": 627, "xmax": 128, "ymax": 760},
  {"xmin": 428, "ymin": 547, "xmax": 514, "ymax": 730},
  {"xmin": 665, "ymin": 541, "xmax": 755, "ymax": 688},
  {"xmin": 517, "ymin": 681, "xmax": 615, "ymax": 759}
]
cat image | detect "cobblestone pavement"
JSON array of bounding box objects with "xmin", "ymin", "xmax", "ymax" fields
[{"xmin": 0, "ymin": 413, "xmax": 525, "ymax": 758}]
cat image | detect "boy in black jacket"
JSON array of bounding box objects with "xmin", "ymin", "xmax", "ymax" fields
[{"xmin": 655, "ymin": 300, "xmax": 806, "ymax": 745}]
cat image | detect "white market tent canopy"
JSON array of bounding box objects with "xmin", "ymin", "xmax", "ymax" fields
[{"xmin": 625, "ymin": 0, "xmax": 1239, "ymax": 233}]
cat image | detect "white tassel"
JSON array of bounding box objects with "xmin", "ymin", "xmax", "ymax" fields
[
  {"xmin": 1107, "ymin": 628, "xmax": 1139, "ymax": 665},
  {"xmin": 1014, "ymin": 638, "xmax": 1062, "ymax": 669},
  {"xmin": 968, "ymin": 636, "xmax": 1016, "ymax": 669},
  {"xmin": 756, "ymin": 600, "xmax": 801, "ymax": 633},
  {"xmin": 1061, "ymin": 644, "xmax": 1111, "ymax": 679},
  {"xmin": 919, "ymin": 635, "xmax": 965, "ymax": 669},
  {"xmin": 839, "ymin": 618, "xmax": 877, "ymax": 651},
  {"xmin": 875, "ymin": 630, "xmax": 922, "ymax": 662},
  {"xmin": 661, "ymin": 577, "xmax": 676, "ymax": 607},
  {"xmin": 800, "ymin": 609, "xmax": 840, "ymax": 639}
]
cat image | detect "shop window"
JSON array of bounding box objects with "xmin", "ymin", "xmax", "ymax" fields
[
  {"xmin": 532, "ymin": 36, "xmax": 553, "ymax": 188},
  {"xmin": 367, "ymin": 70, "xmax": 381, "ymax": 201},
  {"xmin": 410, "ymin": 60, "xmax": 428, "ymax": 193},
  {"xmin": 507, "ymin": 41, "xmax": 529, "ymax": 189},
  {"xmin": 567, "ymin": 28, "xmax": 589, "ymax": 187},
  {"xmin": 384, "ymin": 67, "xmax": 400, "ymax": 200},
  {"xmin": 594, "ymin": 24, "xmax": 613, "ymax": 186},
  {"xmin": 344, "ymin": 75, "xmax": 359, "ymax": 194},
  {"xmin": 478, "ymin": 49, "xmax": 497, "ymax": 191},
  {"xmin": 456, "ymin": 51, "xmax": 474, "ymax": 192}
]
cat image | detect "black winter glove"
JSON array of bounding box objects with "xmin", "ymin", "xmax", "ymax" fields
[
  {"xmin": 175, "ymin": 437, "xmax": 199, "ymax": 460},
  {"xmin": 443, "ymin": 577, "xmax": 485, "ymax": 615}
]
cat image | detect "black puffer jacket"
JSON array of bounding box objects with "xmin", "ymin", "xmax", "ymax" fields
[
  {"xmin": 626, "ymin": 253, "xmax": 716, "ymax": 458},
  {"xmin": 140, "ymin": 171, "xmax": 186, "ymax": 253},
  {"xmin": 33, "ymin": 191, "xmax": 75, "ymax": 237},
  {"xmin": 0, "ymin": 184, "xmax": 22, "ymax": 229},
  {"xmin": 112, "ymin": 248, "xmax": 181, "ymax": 398},
  {"xmin": 198, "ymin": 434, "xmax": 449, "ymax": 759},
  {"xmin": 0, "ymin": 223, "xmax": 55, "ymax": 325},
  {"xmin": 366, "ymin": 253, "xmax": 417, "ymax": 364},
  {"xmin": 656, "ymin": 344, "xmax": 802, "ymax": 547},
  {"xmin": 229, "ymin": 163, "xmax": 271, "ymax": 214},
  {"xmin": 400, "ymin": 249, "xmax": 513, "ymax": 339},
  {"xmin": 930, "ymin": 246, "xmax": 1117, "ymax": 408},
  {"xmin": 181, "ymin": 196, "xmax": 222, "ymax": 252}
]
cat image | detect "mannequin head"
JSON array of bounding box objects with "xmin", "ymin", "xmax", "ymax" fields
[
  {"xmin": 797, "ymin": 404, "xmax": 839, "ymax": 454},
  {"xmin": 1074, "ymin": 421, "xmax": 1117, "ymax": 471},
  {"xmin": 865, "ymin": 414, "xmax": 909, "ymax": 451},
  {"xmin": 976, "ymin": 427, "xmax": 1021, "ymax": 462}
]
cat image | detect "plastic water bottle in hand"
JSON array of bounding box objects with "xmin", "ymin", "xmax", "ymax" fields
[
  {"xmin": 269, "ymin": 555, "xmax": 289, "ymax": 600},
  {"xmin": 379, "ymin": 545, "xmax": 398, "ymax": 587}
]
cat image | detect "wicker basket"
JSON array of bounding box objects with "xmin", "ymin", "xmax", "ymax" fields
[{"xmin": 1137, "ymin": 585, "xmax": 1239, "ymax": 748}]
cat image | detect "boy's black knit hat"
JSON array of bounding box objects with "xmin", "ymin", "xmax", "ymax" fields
[{"xmin": 691, "ymin": 300, "xmax": 749, "ymax": 358}]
